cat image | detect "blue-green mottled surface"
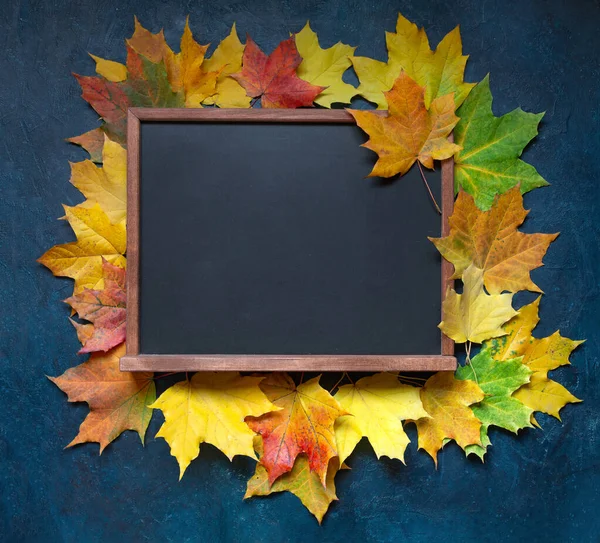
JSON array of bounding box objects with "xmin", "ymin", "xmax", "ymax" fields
[{"xmin": 1, "ymin": 1, "xmax": 599, "ymax": 541}]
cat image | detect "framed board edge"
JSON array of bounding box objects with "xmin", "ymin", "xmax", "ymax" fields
[{"xmin": 122, "ymin": 108, "xmax": 457, "ymax": 373}]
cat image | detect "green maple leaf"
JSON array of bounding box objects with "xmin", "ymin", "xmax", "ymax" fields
[
  {"xmin": 454, "ymin": 75, "xmax": 548, "ymax": 210},
  {"xmin": 456, "ymin": 348, "xmax": 534, "ymax": 460}
]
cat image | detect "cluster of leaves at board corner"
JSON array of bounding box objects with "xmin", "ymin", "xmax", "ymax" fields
[
  {"xmin": 69, "ymin": 17, "xmax": 362, "ymax": 154},
  {"xmin": 349, "ymin": 13, "xmax": 548, "ymax": 212},
  {"xmin": 427, "ymin": 185, "xmax": 582, "ymax": 460}
]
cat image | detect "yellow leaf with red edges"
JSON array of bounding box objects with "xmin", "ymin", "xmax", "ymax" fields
[
  {"xmin": 202, "ymin": 24, "xmax": 250, "ymax": 108},
  {"xmin": 245, "ymin": 437, "xmax": 343, "ymax": 524},
  {"xmin": 415, "ymin": 372, "xmax": 484, "ymax": 465},
  {"xmin": 151, "ymin": 372, "xmax": 277, "ymax": 479},
  {"xmin": 430, "ymin": 187, "xmax": 558, "ymax": 294},
  {"xmin": 37, "ymin": 204, "xmax": 126, "ymax": 293},
  {"xmin": 65, "ymin": 259, "xmax": 126, "ymax": 354},
  {"xmin": 70, "ymin": 136, "xmax": 127, "ymax": 224},
  {"xmin": 485, "ymin": 298, "xmax": 583, "ymax": 420},
  {"xmin": 48, "ymin": 344, "xmax": 155, "ymax": 453},
  {"xmin": 334, "ymin": 373, "xmax": 428, "ymax": 464},
  {"xmin": 246, "ymin": 373, "xmax": 347, "ymax": 487},
  {"xmin": 348, "ymin": 72, "xmax": 461, "ymax": 178},
  {"xmin": 440, "ymin": 264, "xmax": 517, "ymax": 344}
]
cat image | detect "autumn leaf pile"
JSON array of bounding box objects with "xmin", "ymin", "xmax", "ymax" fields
[{"xmin": 39, "ymin": 14, "xmax": 582, "ymax": 524}]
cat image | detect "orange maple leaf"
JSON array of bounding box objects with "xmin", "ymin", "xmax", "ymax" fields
[
  {"xmin": 232, "ymin": 36, "xmax": 325, "ymax": 108},
  {"xmin": 245, "ymin": 373, "xmax": 347, "ymax": 487},
  {"xmin": 430, "ymin": 186, "xmax": 558, "ymax": 294},
  {"xmin": 65, "ymin": 259, "xmax": 126, "ymax": 354},
  {"xmin": 49, "ymin": 344, "xmax": 155, "ymax": 453},
  {"xmin": 348, "ymin": 71, "xmax": 461, "ymax": 178}
]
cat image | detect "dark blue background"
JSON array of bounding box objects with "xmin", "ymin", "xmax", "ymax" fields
[{"xmin": 1, "ymin": 1, "xmax": 598, "ymax": 541}]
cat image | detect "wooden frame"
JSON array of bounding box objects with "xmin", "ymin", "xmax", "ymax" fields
[{"xmin": 120, "ymin": 108, "xmax": 456, "ymax": 372}]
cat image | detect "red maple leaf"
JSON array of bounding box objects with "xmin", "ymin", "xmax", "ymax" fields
[
  {"xmin": 65, "ymin": 259, "xmax": 126, "ymax": 354},
  {"xmin": 232, "ymin": 36, "xmax": 325, "ymax": 108}
]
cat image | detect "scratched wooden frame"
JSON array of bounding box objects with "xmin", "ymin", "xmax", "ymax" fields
[{"xmin": 120, "ymin": 108, "xmax": 456, "ymax": 372}]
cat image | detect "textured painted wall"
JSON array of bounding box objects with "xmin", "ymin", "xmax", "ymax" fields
[{"xmin": 1, "ymin": 0, "xmax": 599, "ymax": 541}]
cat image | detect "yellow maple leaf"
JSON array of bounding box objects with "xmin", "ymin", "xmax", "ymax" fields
[
  {"xmin": 440, "ymin": 264, "xmax": 517, "ymax": 344},
  {"xmin": 415, "ymin": 371, "xmax": 484, "ymax": 465},
  {"xmin": 352, "ymin": 13, "xmax": 474, "ymax": 109},
  {"xmin": 167, "ymin": 19, "xmax": 218, "ymax": 106},
  {"xmin": 430, "ymin": 187, "xmax": 558, "ymax": 294},
  {"xmin": 350, "ymin": 56, "xmax": 400, "ymax": 110},
  {"xmin": 485, "ymin": 298, "xmax": 583, "ymax": 421},
  {"xmin": 70, "ymin": 136, "xmax": 127, "ymax": 224},
  {"xmin": 245, "ymin": 437, "xmax": 344, "ymax": 524},
  {"xmin": 348, "ymin": 72, "xmax": 461, "ymax": 178},
  {"xmin": 37, "ymin": 204, "xmax": 126, "ymax": 293},
  {"xmin": 387, "ymin": 14, "xmax": 475, "ymax": 108},
  {"xmin": 334, "ymin": 373, "xmax": 429, "ymax": 464},
  {"xmin": 514, "ymin": 373, "xmax": 580, "ymax": 420},
  {"xmin": 150, "ymin": 372, "xmax": 277, "ymax": 479},
  {"xmin": 89, "ymin": 53, "xmax": 127, "ymax": 82},
  {"xmin": 202, "ymin": 24, "xmax": 251, "ymax": 108},
  {"xmin": 294, "ymin": 22, "xmax": 356, "ymax": 107}
]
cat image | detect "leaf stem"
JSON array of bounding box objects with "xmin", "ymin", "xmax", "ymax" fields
[
  {"xmin": 417, "ymin": 162, "xmax": 442, "ymax": 215},
  {"xmin": 330, "ymin": 372, "xmax": 347, "ymax": 393},
  {"xmin": 153, "ymin": 372, "xmax": 181, "ymax": 380}
]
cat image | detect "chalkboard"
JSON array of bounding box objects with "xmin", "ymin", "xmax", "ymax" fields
[{"xmin": 121, "ymin": 109, "xmax": 456, "ymax": 372}]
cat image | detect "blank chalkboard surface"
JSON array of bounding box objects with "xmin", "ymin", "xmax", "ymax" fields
[{"xmin": 121, "ymin": 109, "xmax": 456, "ymax": 372}]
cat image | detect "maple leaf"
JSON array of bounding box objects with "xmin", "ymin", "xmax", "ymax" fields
[
  {"xmin": 89, "ymin": 53, "xmax": 127, "ymax": 82},
  {"xmin": 37, "ymin": 204, "xmax": 126, "ymax": 293},
  {"xmin": 232, "ymin": 36, "xmax": 325, "ymax": 108},
  {"xmin": 65, "ymin": 259, "xmax": 126, "ymax": 354},
  {"xmin": 484, "ymin": 298, "xmax": 583, "ymax": 421},
  {"xmin": 163, "ymin": 20, "xmax": 219, "ymax": 107},
  {"xmin": 349, "ymin": 72, "xmax": 461, "ymax": 178},
  {"xmin": 49, "ymin": 344, "xmax": 155, "ymax": 453},
  {"xmin": 202, "ymin": 24, "xmax": 251, "ymax": 108},
  {"xmin": 126, "ymin": 16, "xmax": 169, "ymax": 63},
  {"xmin": 245, "ymin": 373, "xmax": 347, "ymax": 487},
  {"xmin": 334, "ymin": 373, "xmax": 429, "ymax": 464},
  {"xmin": 351, "ymin": 13, "xmax": 474, "ymax": 110},
  {"xmin": 76, "ymin": 22, "xmax": 186, "ymax": 145},
  {"xmin": 295, "ymin": 22, "xmax": 356, "ymax": 107},
  {"xmin": 127, "ymin": 17, "xmax": 221, "ymax": 106},
  {"xmin": 440, "ymin": 264, "xmax": 518, "ymax": 344},
  {"xmin": 151, "ymin": 372, "xmax": 276, "ymax": 479},
  {"xmin": 67, "ymin": 128, "xmax": 105, "ymax": 163},
  {"xmin": 70, "ymin": 135, "xmax": 127, "ymax": 224},
  {"xmin": 70, "ymin": 318, "xmax": 94, "ymax": 346},
  {"xmin": 245, "ymin": 437, "xmax": 344, "ymax": 524},
  {"xmin": 430, "ymin": 187, "xmax": 558, "ymax": 294},
  {"xmin": 415, "ymin": 371, "xmax": 484, "ymax": 465},
  {"xmin": 122, "ymin": 45, "xmax": 185, "ymax": 109},
  {"xmin": 74, "ymin": 73, "xmax": 130, "ymax": 144},
  {"xmin": 454, "ymin": 75, "xmax": 548, "ymax": 210},
  {"xmin": 456, "ymin": 349, "xmax": 533, "ymax": 460}
]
